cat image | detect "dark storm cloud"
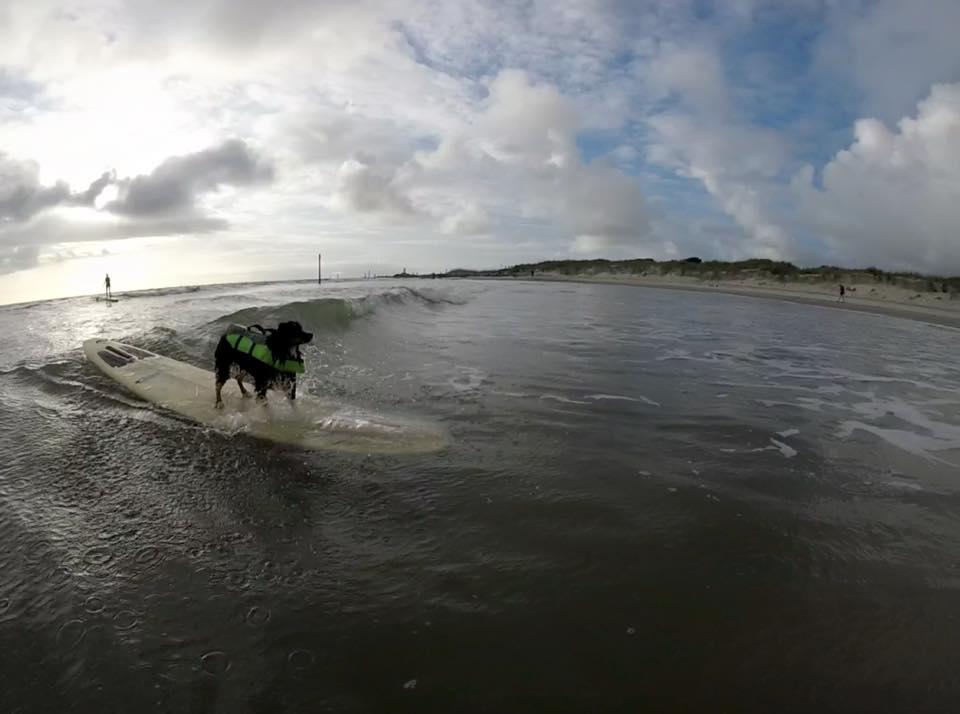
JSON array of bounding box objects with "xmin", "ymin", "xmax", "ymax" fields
[
  {"xmin": 0, "ymin": 140, "xmax": 272, "ymax": 225},
  {"xmin": 0, "ymin": 154, "xmax": 70, "ymax": 221},
  {"xmin": 106, "ymin": 139, "xmax": 273, "ymax": 217},
  {"xmin": 73, "ymin": 170, "xmax": 115, "ymax": 206},
  {"xmin": 0, "ymin": 140, "xmax": 273, "ymax": 276}
]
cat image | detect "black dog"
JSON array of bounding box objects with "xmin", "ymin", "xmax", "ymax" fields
[{"xmin": 214, "ymin": 322, "xmax": 313, "ymax": 407}]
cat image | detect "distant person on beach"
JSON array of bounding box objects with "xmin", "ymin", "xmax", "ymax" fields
[
  {"xmin": 104, "ymin": 274, "xmax": 112, "ymax": 300},
  {"xmin": 530, "ymin": 269, "xmax": 535, "ymax": 277},
  {"xmin": 838, "ymin": 283, "xmax": 845, "ymax": 303}
]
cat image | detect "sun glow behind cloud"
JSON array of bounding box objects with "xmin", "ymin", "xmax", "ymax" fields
[{"xmin": 16, "ymin": 68, "xmax": 215, "ymax": 187}]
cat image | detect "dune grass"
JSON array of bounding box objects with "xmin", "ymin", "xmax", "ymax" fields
[{"xmin": 419, "ymin": 258, "xmax": 960, "ymax": 294}]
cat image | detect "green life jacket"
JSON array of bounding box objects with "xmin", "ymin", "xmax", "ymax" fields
[{"xmin": 225, "ymin": 328, "xmax": 305, "ymax": 374}]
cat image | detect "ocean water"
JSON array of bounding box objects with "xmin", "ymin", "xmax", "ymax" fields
[{"xmin": 2, "ymin": 278, "xmax": 960, "ymax": 713}]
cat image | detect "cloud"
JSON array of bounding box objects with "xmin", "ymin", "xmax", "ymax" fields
[
  {"xmin": 648, "ymin": 117, "xmax": 792, "ymax": 259},
  {"xmin": 106, "ymin": 139, "xmax": 273, "ymax": 217},
  {"xmin": 72, "ymin": 171, "xmax": 115, "ymax": 206},
  {"xmin": 0, "ymin": 139, "xmax": 271, "ymax": 276},
  {"xmin": 332, "ymin": 157, "xmax": 416, "ymax": 215},
  {"xmin": 644, "ymin": 42, "xmax": 794, "ymax": 260},
  {"xmin": 817, "ymin": 0, "xmax": 960, "ymax": 123},
  {"xmin": 415, "ymin": 69, "xmax": 651, "ymax": 250},
  {"xmin": 0, "ymin": 243, "xmax": 40, "ymax": 272},
  {"xmin": 0, "ymin": 238, "xmax": 122, "ymax": 276},
  {"xmin": 560, "ymin": 161, "xmax": 652, "ymax": 246},
  {"xmin": 793, "ymin": 82, "xmax": 960, "ymax": 273},
  {"xmin": 2, "ymin": 0, "xmax": 960, "ymax": 294},
  {"xmin": 0, "ymin": 140, "xmax": 271, "ymax": 228},
  {"xmin": 0, "ymin": 154, "xmax": 70, "ymax": 221},
  {"xmin": 442, "ymin": 203, "xmax": 490, "ymax": 236},
  {"xmin": 0, "ymin": 2, "xmax": 664, "ymax": 278},
  {"xmin": 0, "ymin": 212, "xmax": 227, "ymax": 250},
  {"xmin": 476, "ymin": 69, "xmax": 580, "ymax": 168},
  {"xmin": 646, "ymin": 44, "xmax": 731, "ymax": 115}
]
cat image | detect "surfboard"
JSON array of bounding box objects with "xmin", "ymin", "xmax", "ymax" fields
[
  {"xmin": 95, "ymin": 297, "xmax": 119, "ymax": 302},
  {"xmin": 83, "ymin": 338, "xmax": 446, "ymax": 454}
]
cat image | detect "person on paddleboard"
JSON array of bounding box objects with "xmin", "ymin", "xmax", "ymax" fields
[{"xmin": 104, "ymin": 274, "xmax": 112, "ymax": 300}]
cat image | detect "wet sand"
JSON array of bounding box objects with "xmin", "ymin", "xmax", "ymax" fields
[{"xmin": 500, "ymin": 273, "xmax": 960, "ymax": 330}]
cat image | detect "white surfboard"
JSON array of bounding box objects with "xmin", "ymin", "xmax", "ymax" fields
[{"xmin": 83, "ymin": 338, "xmax": 446, "ymax": 454}]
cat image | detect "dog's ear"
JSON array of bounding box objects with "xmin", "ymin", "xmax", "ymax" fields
[{"xmin": 291, "ymin": 321, "xmax": 312, "ymax": 343}]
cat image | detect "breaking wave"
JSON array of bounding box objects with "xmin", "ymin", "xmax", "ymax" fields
[{"xmin": 207, "ymin": 287, "xmax": 465, "ymax": 334}]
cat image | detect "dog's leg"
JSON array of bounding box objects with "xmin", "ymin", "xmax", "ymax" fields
[
  {"xmin": 213, "ymin": 337, "xmax": 232, "ymax": 408},
  {"xmin": 254, "ymin": 375, "xmax": 269, "ymax": 403},
  {"xmin": 214, "ymin": 369, "xmax": 228, "ymax": 408},
  {"xmin": 236, "ymin": 373, "xmax": 250, "ymax": 397}
]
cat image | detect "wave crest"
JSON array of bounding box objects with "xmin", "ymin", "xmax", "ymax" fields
[{"xmin": 208, "ymin": 287, "xmax": 465, "ymax": 333}]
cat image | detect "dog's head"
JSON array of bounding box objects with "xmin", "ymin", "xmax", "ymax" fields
[{"xmin": 271, "ymin": 321, "xmax": 313, "ymax": 354}]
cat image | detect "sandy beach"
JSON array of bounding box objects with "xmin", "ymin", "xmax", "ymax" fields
[{"xmin": 514, "ymin": 272, "xmax": 960, "ymax": 330}]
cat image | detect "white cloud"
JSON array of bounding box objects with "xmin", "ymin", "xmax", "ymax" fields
[
  {"xmin": 442, "ymin": 203, "xmax": 490, "ymax": 236},
  {"xmin": 817, "ymin": 0, "xmax": 960, "ymax": 123},
  {"xmin": 644, "ymin": 42, "xmax": 793, "ymax": 260},
  {"xmin": 414, "ymin": 69, "xmax": 651, "ymax": 251},
  {"xmin": 645, "ymin": 44, "xmax": 731, "ymax": 115},
  {"xmin": 0, "ymin": 153, "xmax": 70, "ymax": 220},
  {"xmin": 794, "ymin": 82, "xmax": 960, "ymax": 273}
]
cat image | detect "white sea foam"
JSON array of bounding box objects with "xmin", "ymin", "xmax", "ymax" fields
[
  {"xmin": 769, "ymin": 438, "xmax": 798, "ymax": 458},
  {"xmin": 586, "ymin": 394, "xmax": 661, "ymax": 407},
  {"xmin": 586, "ymin": 393, "xmax": 639, "ymax": 402},
  {"xmin": 539, "ymin": 394, "xmax": 592, "ymax": 405},
  {"xmin": 838, "ymin": 421, "xmax": 960, "ymax": 466},
  {"xmin": 758, "ymin": 399, "xmax": 826, "ymax": 412},
  {"xmin": 447, "ymin": 366, "xmax": 488, "ymax": 393}
]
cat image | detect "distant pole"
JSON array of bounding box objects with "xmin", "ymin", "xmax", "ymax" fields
[{"xmin": 318, "ymin": 253, "xmax": 322, "ymax": 285}]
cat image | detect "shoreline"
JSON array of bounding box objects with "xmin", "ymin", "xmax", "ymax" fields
[{"xmin": 479, "ymin": 274, "xmax": 960, "ymax": 330}]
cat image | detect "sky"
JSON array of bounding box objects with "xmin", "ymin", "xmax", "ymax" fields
[{"xmin": 1, "ymin": 0, "xmax": 959, "ymax": 304}]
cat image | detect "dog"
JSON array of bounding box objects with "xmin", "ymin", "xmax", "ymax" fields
[{"xmin": 214, "ymin": 321, "xmax": 313, "ymax": 408}]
